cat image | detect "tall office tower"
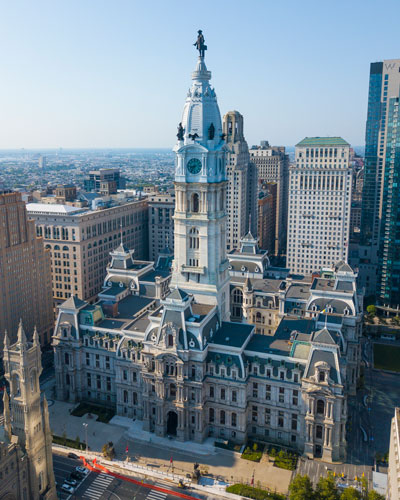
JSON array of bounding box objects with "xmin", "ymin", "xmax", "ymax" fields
[
  {"xmin": 27, "ymin": 198, "xmax": 148, "ymax": 305},
  {"xmin": 359, "ymin": 60, "xmax": 400, "ymax": 305},
  {"xmin": 84, "ymin": 168, "xmax": 126, "ymax": 192},
  {"xmin": 0, "ymin": 191, "xmax": 53, "ymax": 347},
  {"xmin": 38, "ymin": 155, "xmax": 46, "ymax": 170},
  {"xmin": 257, "ymin": 183, "xmax": 277, "ymax": 253},
  {"xmin": 287, "ymin": 138, "xmax": 352, "ymax": 276},
  {"xmin": 388, "ymin": 407, "xmax": 400, "ymax": 500},
  {"xmin": 223, "ymin": 111, "xmax": 257, "ymax": 251},
  {"xmin": 3, "ymin": 324, "xmax": 57, "ymax": 499},
  {"xmin": 148, "ymin": 193, "xmax": 175, "ymax": 261},
  {"xmin": 250, "ymin": 142, "xmax": 289, "ymax": 255}
]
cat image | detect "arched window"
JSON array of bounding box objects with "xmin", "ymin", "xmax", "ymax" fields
[
  {"xmin": 30, "ymin": 370, "xmax": 36, "ymax": 393},
  {"xmin": 11, "ymin": 373, "xmax": 20, "ymax": 397},
  {"xmin": 189, "ymin": 227, "xmax": 199, "ymax": 250},
  {"xmin": 316, "ymin": 399, "xmax": 325, "ymax": 415},
  {"xmin": 256, "ymin": 312, "xmax": 262, "ymax": 323},
  {"xmin": 54, "ymin": 245, "xmax": 60, "ymax": 250},
  {"xmin": 62, "ymin": 245, "xmax": 68, "ymax": 251},
  {"xmin": 192, "ymin": 193, "xmax": 199, "ymax": 213},
  {"xmin": 209, "ymin": 408, "xmax": 214, "ymax": 423},
  {"xmin": 220, "ymin": 410, "xmax": 226, "ymax": 425}
]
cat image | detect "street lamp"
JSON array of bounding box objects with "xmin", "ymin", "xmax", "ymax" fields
[{"xmin": 83, "ymin": 423, "xmax": 88, "ymax": 452}]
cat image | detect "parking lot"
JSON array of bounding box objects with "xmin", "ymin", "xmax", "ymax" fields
[{"xmin": 53, "ymin": 453, "xmax": 91, "ymax": 498}]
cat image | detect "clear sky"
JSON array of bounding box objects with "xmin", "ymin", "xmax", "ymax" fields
[{"xmin": 0, "ymin": 0, "xmax": 398, "ymax": 149}]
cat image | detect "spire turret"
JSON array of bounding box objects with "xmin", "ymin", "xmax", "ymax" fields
[
  {"xmin": 33, "ymin": 326, "xmax": 40, "ymax": 346},
  {"xmin": 3, "ymin": 390, "xmax": 11, "ymax": 441},
  {"xmin": 17, "ymin": 319, "xmax": 27, "ymax": 346},
  {"xmin": 3, "ymin": 330, "xmax": 9, "ymax": 351}
]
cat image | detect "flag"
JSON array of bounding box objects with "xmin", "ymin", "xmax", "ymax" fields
[
  {"xmin": 170, "ymin": 456, "xmax": 173, "ymax": 464},
  {"xmin": 125, "ymin": 445, "xmax": 129, "ymax": 454},
  {"xmin": 251, "ymin": 472, "xmax": 254, "ymax": 487}
]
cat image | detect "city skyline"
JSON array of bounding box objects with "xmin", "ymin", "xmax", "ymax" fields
[{"xmin": 0, "ymin": 0, "xmax": 399, "ymax": 149}]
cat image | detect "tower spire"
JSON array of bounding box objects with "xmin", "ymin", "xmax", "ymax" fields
[{"xmin": 17, "ymin": 319, "xmax": 27, "ymax": 345}]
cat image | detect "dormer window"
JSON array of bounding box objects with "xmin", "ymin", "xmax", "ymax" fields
[
  {"xmin": 319, "ymin": 371, "xmax": 325, "ymax": 383},
  {"xmin": 344, "ymin": 307, "xmax": 350, "ymax": 316},
  {"xmin": 168, "ymin": 334, "xmax": 173, "ymax": 347},
  {"xmin": 241, "ymin": 266, "xmax": 246, "ymax": 272}
]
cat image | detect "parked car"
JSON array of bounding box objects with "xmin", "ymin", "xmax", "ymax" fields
[
  {"xmin": 75, "ymin": 466, "xmax": 89, "ymax": 475},
  {"xmin": 61, "ymin": 484, "xmax": 75, "ymax": 494},
  {"xmin": 64, "ymin": 478, "xmax": 78, "ymax": 487},
  {"xmin": 70, "ymin": 471, "xmax": 84, "ymax": 480},
  {"xmin": 68, "ymin": 452, "xmax": 79, "ymax": 459}
]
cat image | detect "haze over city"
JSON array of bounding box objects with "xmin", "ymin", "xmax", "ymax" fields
[{"xmin": 1, "ymin": 0, "xmax": 399, "ymax": 149}]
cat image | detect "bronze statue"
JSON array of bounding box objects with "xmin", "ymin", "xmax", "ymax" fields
[
  {"xmin": 193, "ymin": 30, "xmax": 207, "ymax": 58},
  {"xmin": 177, "ymin": 122, "xmax": 184, "ymax": 141},
  {"xmin": 208, "ymin": 123, "xmax": 215, "ymax": 140}
]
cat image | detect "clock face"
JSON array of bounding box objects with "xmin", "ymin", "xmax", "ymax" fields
[{"xmin": 187, "ymin": 158, "xmax": 202, "ymax": 175}]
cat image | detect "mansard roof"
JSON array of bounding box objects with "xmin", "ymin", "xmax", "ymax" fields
[
  {"xmin": 60, "ymin": 295, "xmax": 87, "ymax": 310},
  {"xmin": 305, "ymin": 349, "xmax": 339, "ymax": 384},
  {"xmin": 312, "ymin": 327, "xmax": 336, "ymax": 345},
  {"xmin": 210, "ymin": 322, "xmax": 253, "ymax": 348},
  {"xmin": 168, "ymin": 288, "xmax": 189, "ymax": 301}
]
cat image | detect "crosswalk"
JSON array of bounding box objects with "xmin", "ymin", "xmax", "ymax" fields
[
  {"xmin": 146, "ymin": 483, "xmax": 169, "ymax": 500},
  {"xmin": 82, "ymin": 472, "xmax": 114, "ymax": 499}
]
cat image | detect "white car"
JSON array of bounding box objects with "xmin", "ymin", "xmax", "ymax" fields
[
  {"xmin": 75, "ymin": 466, "xmax": 89, "ymax": 476},
  {"xmin": 61, "ymin": 483, "xmax": 75, "ymax": 494}
]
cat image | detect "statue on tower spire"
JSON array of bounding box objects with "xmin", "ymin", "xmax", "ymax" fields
[{"xmin": 193, "ymin": 30, "xmax": 207, "ymax": 58}]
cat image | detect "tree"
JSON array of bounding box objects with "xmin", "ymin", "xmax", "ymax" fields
[
  {"xmin": 101, "ymin": 441, "xmax": 115, "ymax": 460},
  {"xmin": 315, "ymin": 476, "xmax": 339, "ymax": 500},
  {"xmin": 340, "ymin": 487, "xmax": 361, "ymax": 500},
  {"xmin": 366, "ymin": 305, "xmax": 376, "ymax": 316},
  {"xmin": 367, "ymin": 491, "xmax": 385, "ymax": 500},
  {"xmin": 289, "ymin": 475, "xmax": 315, "ymax": 500}
]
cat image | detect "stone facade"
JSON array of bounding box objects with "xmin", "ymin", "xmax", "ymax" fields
[
  {"xmin": 52, "ymin": 44, "xmax": 362, "ymax": 464},
  {"xmin": 2, "ymin": 323, "xmax": 56, "ymax": 500}
]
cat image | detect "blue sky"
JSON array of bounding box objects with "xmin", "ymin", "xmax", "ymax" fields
[{"xmin": 0, "ymin": 0, "xmax": 398, "ymax": 149}]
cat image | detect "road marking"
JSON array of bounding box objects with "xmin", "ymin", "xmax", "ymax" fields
[
  {"xmin": 146, "ymin": 489, "xmax": 168, "ymax": 500},
  {"xmin": 82, "ymin": 473, "xmax": 114, "ymax": 499}
]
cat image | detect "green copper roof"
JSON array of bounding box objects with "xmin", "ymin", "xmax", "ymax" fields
[{"xmin": 296, "ymin": 137, "xmax": 350, "ymax": 147}]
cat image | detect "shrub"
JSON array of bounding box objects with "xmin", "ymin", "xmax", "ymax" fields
[{"xmin": 227, "ymin": 484, "xmax": 285, "ymax": 500}]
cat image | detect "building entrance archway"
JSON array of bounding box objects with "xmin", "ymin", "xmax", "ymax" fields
[{"xmin": 167, "ymin": 411, "xmax": 178, "ymax": 436}]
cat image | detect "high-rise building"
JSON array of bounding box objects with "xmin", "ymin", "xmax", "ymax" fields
[
  {"xmin": 84, "ymin": 168, "xmax": 126, "ymax": 192},
  {"xmin": 223, "ymin": 111, "xmax": 257, "ymax": 251},
  {"xmin": 359, "ymin": 60, "xmax": 400, "ymax": 305},
  {"xmin": 0, "ymin": 191, "xmax": 53, "ymax": 347},
  {"xmin": 3, "ymin": 323, "xmax": 57, "ymax": 499},
  {"xmin": 148, "ymin": 193, "xmax": 175, "ymax": 261},
  {"xmin": 388, "ymin": 407, "xmax": 400, "ymax": 500},
  {"xmin": 27, "ymin": 198, "xmax": 148, "ymax": 305},
  {"xmin": 250, "ymin": 142, "xmax": 289, "ymax": 255},
  {"xmin": 287, "ymin": 138, "xmax": 352, "ymax": 276},
  {"xmin": 257, "ymin": 183, "xmax": 277, "ymax": 254}
]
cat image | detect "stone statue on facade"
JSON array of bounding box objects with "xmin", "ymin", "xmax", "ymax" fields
[
  {"xmin": 193, "ymin": 30, "xmax": 207, "ymax": 58},
  {"xmin": 177, "ymin": 122, "xmax": 184, "ymax": 141}
]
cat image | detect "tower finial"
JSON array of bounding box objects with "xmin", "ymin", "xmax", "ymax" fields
[
  {"xmin": 3, "ymin": 330, "xmax": 9, "ymax": 350},
  {"xmin": 33, "ymin": 326, "xmax": 40, "ymax": 346},
  {"xmin": 17, "ymin": 319, "xmax": 27, "ymax": 345}
]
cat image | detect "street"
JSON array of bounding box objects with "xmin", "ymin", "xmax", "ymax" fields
[{"xmin": 53, "ymin": 452, "xmax": 213, "ymax": 500}]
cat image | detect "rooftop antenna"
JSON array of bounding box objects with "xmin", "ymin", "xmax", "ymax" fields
[{"xmin": 120, "ymin": 222, "xmax": 123, "ymax": 247}]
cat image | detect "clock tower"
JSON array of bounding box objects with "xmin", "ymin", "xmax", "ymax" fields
[{"xmin": 171, "ymin": 32, "xmax": 230, "ymax": 320}]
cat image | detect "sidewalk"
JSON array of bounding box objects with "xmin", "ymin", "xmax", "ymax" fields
[{"xmin": 47, "ymin": 393, "xmax": 292, "ymax": 495}]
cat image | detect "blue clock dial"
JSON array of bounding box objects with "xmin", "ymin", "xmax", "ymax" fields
[{"xmin": 187, "ymin": 158, "xmax": 202, "ymax": 175}]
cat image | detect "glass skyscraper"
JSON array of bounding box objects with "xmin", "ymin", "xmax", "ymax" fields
[{"xmin": 360, "ymin": 60, "xmax": 400, "ymax": 306}]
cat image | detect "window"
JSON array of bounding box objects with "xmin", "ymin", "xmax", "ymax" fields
[
  {"xmin": 265, "ymin": 385, "xmax": 271, "ymax": 400},
  {"xmin": 252, "ymin": 406, "xmax": 258, "ymax": 422},
  {"xmin": 316, "ymin": 425, "xmax": 323, "ymax": 439},
  {"xmin": 209, "ymin": 386, "xmax": 214, "ymax": 398},
  {"xmin": 123, "ymin": 390, "xmax": 128, "ymax": 403},
  {"xmin": 265, "ymin": 408, "xmax": 271, "ymax": 425},
  {"xmin": 253, "ymin": 383, "xmax": 258, "ymax": 398},
  {"xmin": 209, "ymin": 408, "xmax": 214, "ymax": 423},
  {"xmin": 232, "ymin": 390, "xmax": 237, "ymax": 403},
  {"xmin": 319, "ymin": 371, "xmax": 325, "ymax": 382},
  {"xmin": 97, "ymin": 375, "xmax": 101, "ymax": 389},
  {"xmin": 221, "ymin": 388, "xmax": 226, "ymax": 400},
  {"xmin": 64, "ymin": 353, "xmax": 70, "ymax": 365},
  {"xmin": 292, "ymin": 390, "xmax": 298, "ymax": 406},
  {"xmin": 278, "ymin": 411, "xmax": 284, "ymax": 428},
  {"xmin": 168, "ymin": 334, "xmax": 174, "ymax": 347},
  {"xmin": 189, "ymin": 227, "xmax": 199, "ymax": 250},
  {"xmin": 231, "ymin": 413, "xmax": 237, "ymax": 427},
  {"xmin": 86, "ymin": 353, "xmax": 90, "ymax": 366},
  {"xmin": 291, "ymin": 414, "xmax": 297, "ymax": 430},
  {"xmin": 316, "ymin": 400, "xmax": 325, "ymax": 415},
  {"xmin": 279, "ymin": 387, "xmax": 285, "ymax": 403},
  {"xmin": 192, "ymin": 193, "xmax": 199, "ymax": 213},
  {"xmin": 220, "ymin": 410, "xmax": 226, "ymax": 425},
  {"xmin": 123, "ymin": 370, "xmax": 128, "ymax": 381},
  {"xmin": 170, "ymin": 384, "xmax": 177, "ymax": 399}
]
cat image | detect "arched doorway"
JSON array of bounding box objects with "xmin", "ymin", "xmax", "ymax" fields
[{"xmin": 167, "ymin": 411, "xmax": 178, "ymax": 436}]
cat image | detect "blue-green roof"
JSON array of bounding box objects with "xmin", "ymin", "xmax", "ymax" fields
[{"xmin": 296, "ymin": 137, "xmax": 349, "ymax": 147}]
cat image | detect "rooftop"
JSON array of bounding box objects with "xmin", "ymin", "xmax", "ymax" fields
[
  {"xmin": 296, "ymin": 137, "xmax": 350, "ymax": 147},
  {"xmin": 210, "ymin": 322, "xmax": 253, "ymax": 348},
  {"xmin": 26, "ymin": 203, "xmax": 85, "ymax": 215}
]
